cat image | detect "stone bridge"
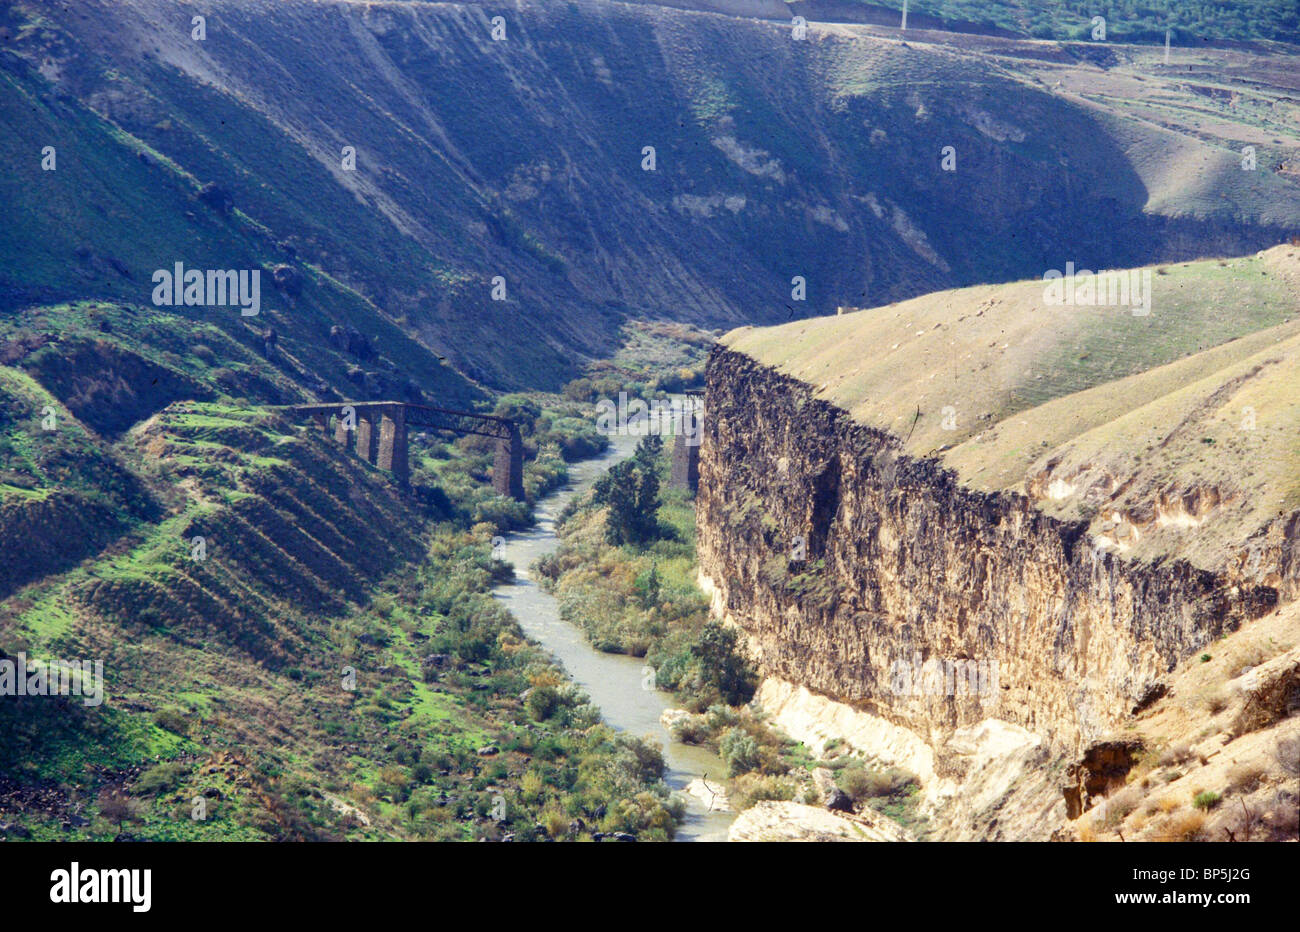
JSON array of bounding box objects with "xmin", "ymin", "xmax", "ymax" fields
[{"xmin": 285, "ymin": 402, "xmax": 525, "ymax": 500}]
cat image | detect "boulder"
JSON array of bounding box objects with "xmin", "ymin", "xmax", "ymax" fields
[
  {"xmin": 271, "ymin": 264, "xmax": 303, "ymax": 296},
  {"xmin": 728, "ymin": 801, "xmax": 914, "ymax": 842},
  {"xmin": 196, "ymin": 181, "xmax": 233, "ymax": 215},
  {"xmin": 1232, "ymin": 647, "xmax": 1300, "ymax": 736},
  {"xmin": 824, "ymin": 787, "xmax": 854, "ymax": 813}
]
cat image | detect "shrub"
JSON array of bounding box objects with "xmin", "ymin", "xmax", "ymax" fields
[
  {"xmin": 729, "ymin": 773, "xmax": 796, "ymax": 811},
  {"xmin": 539, "ymin": 803, "xmax": 569, "ymax": 839},
  {"xmin": 669, "ymin": 715, "xmax": 709, "ymax": 745},
  {"xmin": 153, "ymin": 707, "xmax": 189, "ymax": 735},
  {"xmin": 1227, "ymin": 761, "xmax": 1266, "ymax": 796},
  {"xmin": 562, "ymin": 377, "xmax": 594, "ymax": 402},
  {"xmin": 839, "ymin": 765, "xmax": 917, "ymax": 804},
  {"xmin": 1275, "ymin": 735, "xmax": 1300, "ymax": 777},
  {"xmin": 1162, "ymin": 810, "xmax": 1206, "ymax": 841},
  {"xmin": 1192, "ymin": 790, "xmax": 1222, "ymax": 811},
  {"xmin": 720, "ymin": 728, "xmax": 761, "ymax": 777},
  {"xmin": 192, "ymin": 344, "xmax": 217, "ymax": 365},
  {"xmin": 526, "ymin": 684, "xmax": 561, "ymax": 721},
  {"xmin": 492, "ymin": 395, "xmax": 542, "ymax": 438},
  {"xmin": 97, "ymin": 789, "xmax": 141, "ymax": 833},
  {"xmin": 1158, "ymin": 743, "xmax": 1193, "ymax": 767},
  {"xmin": 1099, "ymin": 786, "xmax": 1141, "ymax": 828},
  {"xmin": 136, "ymin": 761, "xmax": 187, "ymax": 796}
]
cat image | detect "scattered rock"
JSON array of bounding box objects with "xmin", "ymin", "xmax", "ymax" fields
[
  {"xmin": 660, "ymin": 708, "xmax": 691, "ymax": 730},
  {"xmin": 824, "ymin": 787, "xmax": 854, "ymax": 813},
  {"xmin": 728, "ymin": 801, "xmax": 913, "ymax": 842},
  {"xmin": 329, "ymin": 325, "xmax": 374, "ymax": 360},
  {"xmin": 0, "ymin": 822, "xmax": 31, "ymax": 839},
  {"xmin": 1232, "ymin": 647, "xmax": 1300, "ymax": 736},
  {"xmin": 271, "ymin": 264, "xmax": 303, "ymax": 296},
  {"xmin": 684, "ymin": 777, "xmax": 732, "ymax": 812},
  {"xmin": 196, "ymin": 181, "xmax": 233, "ymax": 216},
  {"xmin": 810, "ymin": 767, "xmax": 838, "ymax": 801}
]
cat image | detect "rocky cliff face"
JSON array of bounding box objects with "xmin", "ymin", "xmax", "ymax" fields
[{"xmin": 697, "ymin": 346, "xmax": 1277, "ymax": 760}]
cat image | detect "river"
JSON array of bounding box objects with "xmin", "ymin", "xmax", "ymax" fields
[{"xmin": 490, "ymin": 434, "xmax": 735, "ymax": 842}]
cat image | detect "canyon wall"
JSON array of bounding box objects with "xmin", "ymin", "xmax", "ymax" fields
[{"xmin": 697, "ymin": 347, "xmax": 1277, "ymax": 756}]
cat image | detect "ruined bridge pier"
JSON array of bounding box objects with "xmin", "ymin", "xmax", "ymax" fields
[
  {"xmin": 669, "ymin": 392, "xmax": 703, "ymax": 493},
  {"xmin": 298, "ymin": 402, "xmax": 523, "ymax": 501}
]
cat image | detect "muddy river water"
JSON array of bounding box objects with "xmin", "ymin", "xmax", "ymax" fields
[{"xmin": 491, "ymin": 435, "xmax": 735, "ymax": 842}]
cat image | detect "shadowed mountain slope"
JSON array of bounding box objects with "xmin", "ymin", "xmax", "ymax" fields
[{"xmin": 3, "ymin": 0, "xmax": 1298, "ymax": 392}]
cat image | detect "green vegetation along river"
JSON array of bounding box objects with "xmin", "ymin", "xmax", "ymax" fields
[{"xmin": 492, "ymin": 435, "xmax": 734, "ymax": 842}]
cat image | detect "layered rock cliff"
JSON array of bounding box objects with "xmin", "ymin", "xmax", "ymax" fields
[{"xmin": 697, "ymin": 345, "xmax": 1285, "ymax": 836}]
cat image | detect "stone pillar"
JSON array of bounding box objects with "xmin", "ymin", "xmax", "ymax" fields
[
  {"xmin": 355, "ymin": 407, "xmax": 378, "ymax": 464},
  {"xmin": 671, "ymin": 409, "xmax": 700, "ymax": 492},
  {"xmin": 493, "ymin": 424, "xmax": 525, "ymax": 501},
  {"xmin": 377, "ymin": 404, "xmax": 409, "ymax": 485},
  {"xmin": 333, "ymin": 407, "xmax": 354, "ymax": 451}
]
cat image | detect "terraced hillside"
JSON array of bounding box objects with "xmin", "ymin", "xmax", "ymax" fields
[
  {"xmin": 0, "ymin": 392, "xmax": 687, "ymax": 841},
  {"xmin": 4, "ymin": 0, "xmax": 1298, "ymax": 392}
]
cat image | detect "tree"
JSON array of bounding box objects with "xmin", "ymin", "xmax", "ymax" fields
[
  {"xmin": 98, "ymin": 789, "xmax": 140, "ymax": 835},
  {"xmin": 562, "ymin": 377, "xmax": 594, "ymax": 402},
  {"xmin": 593, "ymin": 436, "xmax": 662, "ymax": 545},
  {"xmin": 633, "ymin": 434, "xmax": 663, "ymax": 470},
  {"xmin": 719, "ymin": 728, "xmax": 761, "ymax": 777},
  {"xmin": 634, "ymin": 563, "xmax": 661, "ymax": 609},
  {"xmin": 691, "ymin": 622, "xmax": 757, "ymax": 706},
  {"xmin": 492, "ymin": 394, "xmax": 541, "ymax": 438}
]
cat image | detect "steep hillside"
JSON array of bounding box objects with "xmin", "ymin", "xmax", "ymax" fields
[
  {"xmin": 726, "ymin": 245, "xmax": 1300, "ymax": 590},
  {"xmin": 0, "ymin": 366, "xmax": 160, "ymax": 597},
  {"xmin": 4, "ymin": 0, "xmax": 1298, "ymax": 391},
  {"xmin": 702, "ymin": 247, "xmax": 1300, "ymax": 838},
  {"xmin": 0, "ymin": 399, "xmax": 681, "ymax": 841},
  {"xmin": 634, "ymin": 0, "xmax": 1300, "ymax": 43},
  {"xmin": 0, "ymin": 58, "xmax": 479, "ymax": 408},
  {"xmin": 1068, "ymin": 600, "xmax": 1298, "ymax": 842}
]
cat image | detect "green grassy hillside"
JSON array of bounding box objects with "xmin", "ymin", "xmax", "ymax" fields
[
  {"xmin": 0, "ymin": 367, "xmax": 161, "ymax": 596},
  {"xmin": 0, "ymin": 397, "xmax": 683, "ymax": 841}
]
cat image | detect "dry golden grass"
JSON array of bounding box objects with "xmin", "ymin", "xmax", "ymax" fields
[
  {"xmin": 1096, "ymin": 606, "xmax": 1300, "ymax": 843},
  {"xmin": 1227, "ymin": 761, "xmax": 1267, "ymax": 796},
  {"xmin": 726, "ymin": 247, "xmax": 1300, "ymax": 574},
  {"xmin": 1160, "ymin": 810, "xmax": 1207, "ymax": 841}
]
